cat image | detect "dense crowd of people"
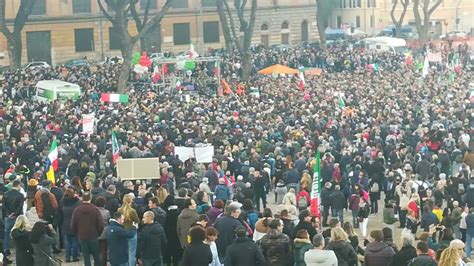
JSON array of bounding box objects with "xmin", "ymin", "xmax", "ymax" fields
[{"xmin": 0, "ymin": 37, "xmax": 473, "ymax": 266}]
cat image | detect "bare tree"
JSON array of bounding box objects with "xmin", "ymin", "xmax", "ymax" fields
[
  {"xmin": 97, "ymin": 0, "xmax": 172, "ymax": 93},
  {"xmin": 130, "ymin": 0, "xmax": 152, "ymax": 52},
  {"xmin": 219, "ymin": 0, "xmax": 257, "ymax": 81},
  {"xmin": 0, "ymin": 0, "xmax": 35, "ymax": 70},
  {"xmin": 390, "ymin": 0, "xmax": 409, "ymax": 38},
  {"xmin": 316, "ymin": 0, "xmax": 337, "ymax": 45},
  {"xmin": 216, "ymin": 0, "xmax": 233, "ymax": 51},
  {"xmin": 413, "ymin": 0, "xmax": 443, "ymax": 45}
]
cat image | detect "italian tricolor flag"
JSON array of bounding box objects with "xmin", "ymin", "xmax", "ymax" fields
[
  {"xmin": 112, "ymin": 131, "xmax": 120, "ymax": 164},
  {"xmin": 101, "ymin": 93, "xmax": 129, "ymax": 103},
  {"xmin": 46, "ymin": 138, "xmax": 58, "ymax": 184},
  {"xmin": 310, "ymin": 150, "xmax": 321, "ymax": 218}
]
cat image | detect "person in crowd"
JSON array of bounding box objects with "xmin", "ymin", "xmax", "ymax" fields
[
  {"xmin": 147, "ymin": 197, "xmax": 167, "ymax": 226},
  {"xmin": 259, "ymin": 218, "xmax": 292, "ymax": 266},
  {"xmin": 34, "ymin": 180, "xmax": 58, "ymax": 224},
  {"xmin": 207, "ymin": 199, "xmax": 224, "ymax": 225},
  {"xmin": 294, "ymin": 229, "xmax": 313, "ymax": 266},
  {"xmin": 364, "ymin": 230, "xmax": 395, "ymax": 266},
  {"xmin": 295, "ymin": 210, "xmax": 317, "ymax": 243},
  {"xmin": 104, "ymin": 185, "xmax": 120, "ymax": 215},
  {"xmin": 254, "ymin": 171, "xmax": 268, "ymax": 211},
  {"xmin": 382, "ymin": 228, "xmax": 399, "ymax": 253},
  {"xmin": 465, "ymin": 207, "xmax": 474, "ymax": 258},
  {"xmin": 321, "ymin": 182, "xmax": 332, "ymax": 226},
  {"xmin": 94, "ymin": 196, "xmax": 110, "ymax": 266},
  {"xmin": 181, "ymin": 226, "xmax": 213, "ymax": 266},
  {"xmin": 214, "ymin": 202, "xmax": 243, "ymax": 261},
  {"xmin": 60, "ymin": 188, "xmax": 80, "ymax": 262},
  {"xmin": 383, "ymin": 202, "xmax": 397, "ymax": 233},
  {"xmin": 241, "ymin": 199, "xmax": 259, "ymax": 230},
  {"xmin": 105, "ymin": 212, "xmax": 138, "ymax": 266},
  {"xmin": 10, "ymin": 215, "xmax": 34, "ymax": 266},
  {"xmin": 253, "ymin": 208, "xmax": 272, "ymax": 241},
  {"xmin": 71, "ymin": 192, "xmax": 104, "ymax": 266},
  {"xmin": 407, "ymin": 241, "xmax": 438, "ymax": 266},
  {"xmin": 326, "ymin": 227, "xmax": 357, "ymax": 266},
  {"xmin": 343, "ymin": 221, "xmax": 359, "ymax": 254},
  {"xmin": 177, "ymin": 198, "xmax": 199, "ymax": 249},
  {"xmin": 330, "ymin": 185, "xmax": 346, "ymax": 223},
  {"xmin": 421, "ymin": 206, "xmax": 439, "ymax": 232},
  {"xmin": 390, "ymin": 233, "xmax": 417, "ymax": 266},
  {"xmin": 204, "ymin": 227, "xmax": 221, "ymax": 266},
  {"xmin": 357, "ymin": 198, "xmax": 370, "ymax": 239},
  {"xmin": 304, "ymin": 234, "xmax": 338, "ymax": 266},
  {"xmin": 2, "ymin": 179, "xmax": 25, "ymax": 262},
  {"xmin": 137, "ymin": 211, "xmax": 167, "ymax": 266},
  {"xmin": 30, "ymin": 222, "xmax": 57, "ymax": 266},
  {"xmin": 224, "ymin": 225, "xmax": 266, "ymax": 266}
]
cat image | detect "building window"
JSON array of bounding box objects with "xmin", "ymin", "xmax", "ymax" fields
[
  {"xmin": 31, "ymin": 0, "xmax": 46, "ymax": 15},
  {"xmin": 356, "ymin": 0, "xmax": 361, "ymax": 7},
  {"xmin": 73, "ymin": 0, "xmax": 91, "ymax": 13},
  {"xmin": 109, "ymin": 27, "xmax": 121, "ymax": 50},
  {"xmin": 173, "ymin": 23, "xmax": 190, "ymax": 45},
  {"xmin": 282, "ymin": 21, "xmax": 289, "ymax": 30},
  {"xmin": 301, "ymin": 21, "xmax": 309, "ymax": 42},
  {"xmin": 202, "ymin": 0, "xmax": 216, "ymax": 7},
  {"xmin": 368, "ymin": 0, "xmax": 376, "ymax": 7},
  {"xmin": 281, "ymin": 33, "xmax": 289, "ymax": 44},
  {"xmin": 356, "ymin": 16, "xmax": 361, "ymax": 27},
  {"xmin": 75, "ymin": 28, "xmax": 94, "ymax": 52},
  {"xmin": 171, "ymin": 0, "xmax": 188, "ymax": 8},
  {"xmin": 261, "ymin": 24, "xmax": 268, "ymax": 31},
  {"xmin": 140, "ymin": 0, "xmax": 157, "ymax": 10},
  {"xmin": 337, "ymin": 16, "xmax": 342, "ymax": 28},
  {"xmin": 370, "ymin": 15, "xmax": 375, "ymax": 27},
  {"xmin": 203, "ymin": 21, "xmax": 219, "ymax": 43}
]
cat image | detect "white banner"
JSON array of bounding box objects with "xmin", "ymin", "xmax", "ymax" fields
[
  {"xmin": 174, "ymin": 146, "xmax": 214, "ymax": 163},
  {"xmin": 427, "ymin": 52, "xmax": 442, "ymax": 62},
  {"xmin": 82, "ymin": 113, "xmax": 95, "ymax": 135}
]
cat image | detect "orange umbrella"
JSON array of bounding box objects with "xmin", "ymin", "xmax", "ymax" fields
[{"xmin": 258, "ymin": 64, "xmax": 299, "ymax": 75}]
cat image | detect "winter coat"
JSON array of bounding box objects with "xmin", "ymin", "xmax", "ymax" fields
[
  {"xmin": 11, "ymin": 228, "xmax": 34, "ymax": 266},
  {"xmin": 71, "ymin": 202, "xmax": 104, "ymax": 240},
  {"xmin": 259, "ymin": 229, "xmax": 292, "ymax": 266},
  {"xmin": 177, "ymin": 208, "xmax": 199, "ymax": 248},
  {"xmin": 406, "ymin": 254, "xmax": 437, "ymax": 266},
  {"xmin": 466, "ymin": 213, "xmax": 474, "ymax": 235},
  {"xmin": 364, "ymin": 241, "xmax": 395, "ymax": 266},
  {"xmin": 294, "ymin": 221, "xmax": 317, "ymax": 243},
  {"xmin": 181, "ymin": 242, "xmax": 213, "ymax": 266},
  {"xmin": 330, "ymin": 190, "xmax": 347, "ymax": 210},
  {"xmin": 383, "ymin": 207, "xmax": 396, "ymax": 224},
  {"xmin": 60, "ymin": 197, "xmax": 80, "ymax": 236},
  {"xmin": 163, "ymin": 205, "xmax": 182, "ymax": 258},
  {"xmin": 390, "ymin": 245, "xmax": 417, "ymax": 266},
  {"xmin": 224, "ymin": 237, "xmax": 266, "ymax": 266},
  {"xmin": 207, "ymin": 206, "xmax": 223, "ymax": 225},
  {"xmin": 105, "ymin": 220, "xmax": 137, "ymax": 265},
  {"xmin": 137, "ymin": 222, "xmax": 167, "ymax": 260},
  {"xmin": 31, "ymin": 229, "xmax": 57, "ymax": 266},
  {"xmin": 214, "ymin": 184, "xmax": 231, "ymax": 201},
  {"xmin": 321, "ymin": 188, "xmax": 332, "ymax": 207},
  {"xmin": 34, "ymin": 188, "xmax": 58, "ymax": 221},
  {"xmin": 214, "ymin": 215, "xmax": 243, "ymax": 257},
  {"xmin": 326, "ymin": 240, "xmax": 358, "ymax": 266},
  {"xmin": 294, "ymin": 238, "xmax": 313, "ymax": 266},
  {"xmin": 304, "ymin": 249, "xmax": 338, "ymax": 266}
]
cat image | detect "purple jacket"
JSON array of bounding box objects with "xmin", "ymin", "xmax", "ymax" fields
[{"xmin": 207, "ymin": 207, "xmax": 223, "ymax": 225}]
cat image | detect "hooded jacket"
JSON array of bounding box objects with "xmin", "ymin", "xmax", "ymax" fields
[
  {"xmin": 224, "ymin": 237, "xmax": 266, "ymax": 266},
  {"xmin": 326, "ymin": 240, "xmax": 358, "ymax": 266},
  {"xmin": 177, "ymin": 208, "xmax": 199, "ymax": 248},
  {"xmin": 294, "ymin": 238, "xmax": 313, "ymax": 266},
  {"xmin": 364, "ymin": 241, "xmax": 395, "ymax": 266},
  {"xmin": 137, "ymin": 222, "xmax": 167, "ymax": 260},
  {"xmin": 71, "ymin": 202, "xmax": 104, "ymax": 240},
  {"xmin": 304, "ymin": 249, "xmax": 338, "ymax": 266}
]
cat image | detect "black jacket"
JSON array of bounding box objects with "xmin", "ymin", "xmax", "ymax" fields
[
  {"xmin": 326, "ymin": 240, "xmax": 358, "ymax": 266},
  {"xmin": 3, "ymin": 188, "xmax": 25, "ymax": 217},
  {"xmin": 330, "ymin": 190, "xmax": 347, "ymax": 210},
  {"xmin": 407, "ymin": 254, "xmax": 437, "ymax": 266},
  {"xmin": 105, "ymin": 220, "xmax": 136, "ymax": 265},
  {"xmin": 137, "ymin": 222, "xmax": 167, "ymax": 260},
  {"xmin": 181, "ymin": 242, "xmax": 213, "ymax": 266},
  {"xmin": 259, "ymin": 229, "xmax": 291, "ymax": 266},
  {"xmin": 224, "ymin": 237, "xmax": 266, "ymax": 266},
  {"xmin": 390, "ymin": 245, "xmax": 417, "ymax": 266},
  {"xmin": 294, "ymin": 221, "xmax": 317, "ymax": 241},
  {"xmin": 214, "ymin": 215, "xmax": 243, "ymax": 257},
  {"xmin": 321, "ymin": 188, "xmax": 332, "ymax": 207},
  {"xmin": 11, "ymin": 228, "xmax": 34, "ymax": 266},
  {"xmin": 60, "ymin": 197, "xmax": 80, "ymax": 235}
]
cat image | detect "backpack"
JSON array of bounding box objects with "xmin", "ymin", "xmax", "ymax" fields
[
  {"xmin": 370, "ymin": 183, "xmax": 379, "ymax": 193},
  {"xmin": 298, "ymin": 195, "xmax": 308, "ymax": 210},
  {"xmin": 350, "ymin": 195, "xmax": 360, "ymax": 210},
  {"xmin": 41, "ymin": 192, "xmax": 55, "ymax": 224}
]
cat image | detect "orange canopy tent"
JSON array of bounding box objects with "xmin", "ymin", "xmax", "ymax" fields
[{"xmin": 258, "ymin": 64, "xmax": 299, "ymax": 75}]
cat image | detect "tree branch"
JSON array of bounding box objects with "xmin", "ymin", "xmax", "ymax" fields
[
  {"xmin": 428, "ymin": 0, "xmax": 443, "ymax": 15},
  {"xmin": 97, "ymin": 0, "xmax": 115, "ymax": 24},
  {"xmin": 390, "ymin": 0, "xmax": 399, "ymax": 27},
  {"xmin": 0, "ymin": 0, "xmax": 12, "ymax": 37},
  {"xmin": 133, "ymin": 0, "xmax": 173, "ymax": 42},
  {"xmin": 223, "ymin": 0, "xmax": 243, "ymax": 53},
  {"xmin": 130, "ymin": 1, "xmax": 143, "ymax": 30}
]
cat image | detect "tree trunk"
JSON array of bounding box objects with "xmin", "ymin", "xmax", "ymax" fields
[
  {"xmin": 217, "ymin": 0, "xmax": 233, "ymax": 51},
  {"xmin": 316, "ymin": 19, "xmax": 327, "ymax": 45},
  {"xmin": 140, "ymin": 37, "xmax": 148, "ymax": 53},
  {"xmin": 118, "ymin": 39, "xmax": 133, "ymax": 93},
  {"xmin": 7, "ymin": 33, "xmax": 21, "ymax": 70},
  {"xmin": 394, "ymin": 24, "xmax": 402, "ymax": 37},
  {"xmin": 241, "ymin": 53, "xmax": 251, "ymax": 81}
]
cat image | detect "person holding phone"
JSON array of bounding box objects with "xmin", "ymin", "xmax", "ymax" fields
[
  {"xmin": 106, "ymin": 212, "xmax": 138, "ymax": 266},
  {"xmin": 30, "ymin": 222, "xmax": 57, "ymax": 266}
]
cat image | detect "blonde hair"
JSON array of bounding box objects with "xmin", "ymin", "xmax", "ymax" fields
[
  {"xmin": 10, "ymin": 215, "xmax": 31, "ymax": 237},
  {"xmin": 331, "ymin": 227, "xmax": 348, "ymax": 242},
  {"xmin": 438, "ymin": 247, "xmax": 460, "ymax": 266},
  {"xmin": 118, "ymin": 194, "xmax": 134, "ymax": 222},
  {"xmin": 156, "ymin": 187, "xmax": 169, "ymax": 205},
  {"xmin": 343, "ymin": 221, "xmax": 357, "ymax": 237}
]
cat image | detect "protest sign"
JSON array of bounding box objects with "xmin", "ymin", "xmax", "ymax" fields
[
  {"xmin": 174, "ymin": 146, "xmax": 214, "ymax": 163},
  {"xmin": 116, "ymin": 158, "xmax": 161, "ymax": 180},
  {"xmin": 82, "ymin": 113, "xmax": 95, "ymax": 135}
]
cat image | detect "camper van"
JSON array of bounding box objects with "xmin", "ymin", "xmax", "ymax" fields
[
  {"xmin": 363, "ymin": 37, "xmax": 407, "ymax": 54},
  {"xmin": 35, "ymin": 80, "xmax": 81, "ymax": 102}
]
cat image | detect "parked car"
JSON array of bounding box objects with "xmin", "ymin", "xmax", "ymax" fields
[
  {"xmin": 63, "ymin": 58, "xmax": 89, "ymax": 68},
  {"xmin": 22, "ymin": 61, "xmax": 51, "ymax": 70},
  {"xmin": 440, "ymin": 31, "xmax": 469, "ymax": 40}
]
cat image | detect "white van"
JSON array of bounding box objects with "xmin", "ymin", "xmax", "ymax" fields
[
  {"xmin": 363, "ymin": 37, "xmax": 407, "ymax": 54},
  {"xmin": 35, "ymin": 80, "xmax": 81, "ymax": 102}
]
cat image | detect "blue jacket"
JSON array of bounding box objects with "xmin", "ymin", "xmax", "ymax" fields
[
  {"xmin": 214, "ymin": 184, "xmax": 231, "ymax": 201},
  {"xmin": 105, "ymin": 220, "xmax": 136, "ymax": 265},
  {"xmin": 466, "ymin": 214, "xmax": 474, "ymax": 235},
  {"xmin": 421, "ymin": 212, "xmax": 439, "ymax": 232}
]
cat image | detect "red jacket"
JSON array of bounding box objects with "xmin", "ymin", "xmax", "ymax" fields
[{"xmin": 71, "ymin": 202, "xmax": 104, "ymax": 240}]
